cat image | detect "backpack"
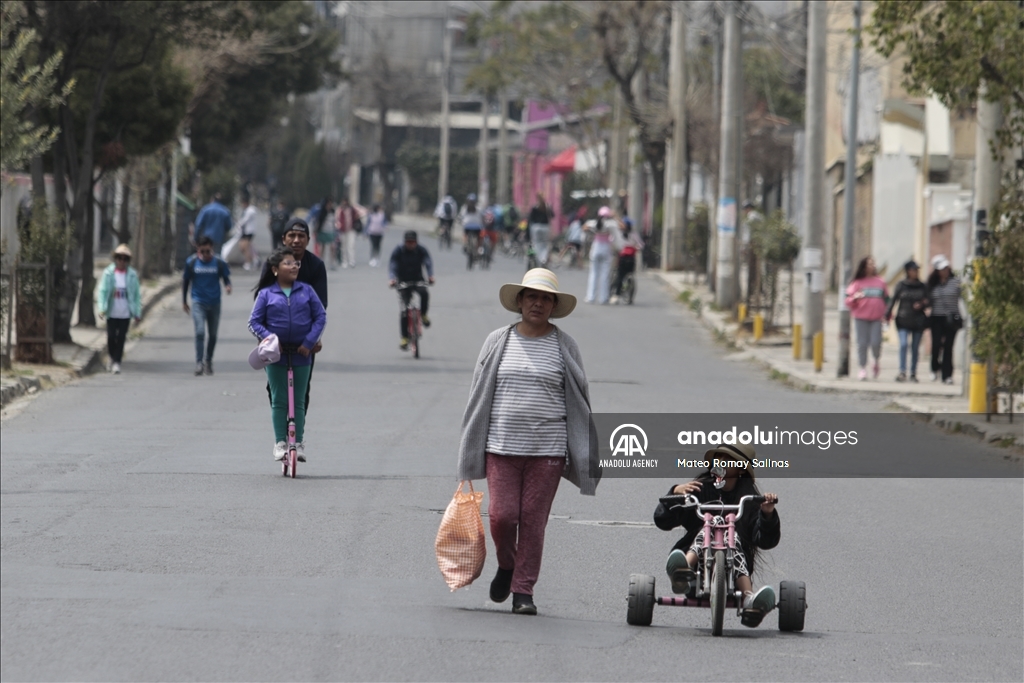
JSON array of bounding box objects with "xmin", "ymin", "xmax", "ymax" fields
[
  {"xmin": 352, "ymin": 215, "xmax": 363, "ymax": 233},
  {"xmin": 443, "ymin": 201, "xmax": 454, "ymax": 219}
]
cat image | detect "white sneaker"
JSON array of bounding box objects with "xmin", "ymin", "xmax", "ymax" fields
[
  {"xmin": 111, "ymin": 362, "xmax": 121, "ymax": 374},
  {"xmin": 273, "ymin": 441, "xmax": 287, "ymax": 461},
  {"xmin": 609, "ymin": 295, "xmax": 620, "ymax": 305},
  {"xmin": 931, "ymin": 372, "xmax": 938, "ymax": 381},
  {"xmin": 296, "ymin": 441, "xmax": 306, "ymax": 463}
]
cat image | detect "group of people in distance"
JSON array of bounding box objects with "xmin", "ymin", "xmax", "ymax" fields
[{"xmin": 845, "ymin": 253, "xmax": 963, "ymax": 383}]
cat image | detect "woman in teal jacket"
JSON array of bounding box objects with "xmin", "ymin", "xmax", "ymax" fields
[{"xmin": 95, "ymin": 244, "xmax": 141, "ymax": 373}]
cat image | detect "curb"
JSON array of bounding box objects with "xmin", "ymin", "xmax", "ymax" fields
[
  {"xmin": 0, "ymin": 376, "xmax": 42, "ymax": 406},
  {"xmin": 653, "ymin": 272, "xmax": 1020, "ymax": 448}
]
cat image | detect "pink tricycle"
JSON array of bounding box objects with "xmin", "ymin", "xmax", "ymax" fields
[{"xmin": 627, "ymin": 493, "xmax": 806, "ymax": 635}]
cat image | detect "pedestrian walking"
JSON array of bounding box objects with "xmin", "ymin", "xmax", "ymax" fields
[
  {"xmin": 95, "ymin": 244, "xmax": 141, "ymax": 374},
  {"xmin": 610, "ymin": 217, "xmax": 644, "ymax": 304},
  {"xmin": 335, "ymin": 198, "xmax": 359, "ymax": 269},
  {"xmin": 926, "ymin": 255, "xmax": 963, "ymax": 384},
  {"xmin": 279, "ymin": 218, "xmax": 328, "ymax": 411},
  {"xmin": 182, "ymin": 236, "xmax": 232, "ymax": 376},
  {"xmin": 236, "ymin": 196, "xmax": 259, "ymax": 271},
  {"xmin": 248, "ymin": 246, "xmax": 327, "ymax": 463},
  {"xmin": 366, "ymin": 204, "xmax": 387, "ymax": 267},
  {"xmin": 457, "ymin": 268, "xmax": 599, "ymax": 615},
  {"xmin": 844, "ymin": 256, "xmax": 889, "ymax": 380},
  {"xmin": 528, "ymin": 194, "xmax": 552, "ymax": 266},
  {"xmin": 269, "ymin": 200, "xmax": 289, "ymax": 248},
  {"xmin": 193, "ymin": 193, "xmax": 233, "ymax": 253},
  {"xmin": 585, "ymin": 207, "xmax": 616, "ymax": 304},
  {"xmin": 885, "ymin": 260, "xmax": 929, "ymax": 382}
]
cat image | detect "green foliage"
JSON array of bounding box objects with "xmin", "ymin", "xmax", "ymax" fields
[
  {"xmin": 869, "ymin": 0, "xmax": 1024, "ymax": 150},
  {"xmin": 749, "ymin": 210, "xmax": 800, "ymax": 327},
  {"xmin": 0, "ymin": 3, "xmax": 72, "ymax": 172},
  {"xmin": 964, "ymin": 172, "xmax": 1024, "ymax": 391},
  {"xmin": 18, "ymin": 196, "xmax": 70, "ymax": 265},
  {"xmin": 686, "ymin": 203, "xmax": 710, "ymax": 274},
  {"xmin": 743, "ymin": 46, "xmax": 804, "ymax": 124},
  {"xmin": 395, "ymin": 142, "xmax": 498, "ymax": 213},
  {"xmin": 201, "ymin": 166, "xmax": 238, "ymax": 207},
  {"xmin": 186, "ymin": 1, "xmax": 340, "ymax": 170},
  {"xmin": 293, "ymin": 140, "xmax": 331, "ymax": 206}
]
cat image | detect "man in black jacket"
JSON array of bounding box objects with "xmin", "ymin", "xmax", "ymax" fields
[{"xmin": 389, "ymin": 230, "xmax": 434, "ymax": 351}]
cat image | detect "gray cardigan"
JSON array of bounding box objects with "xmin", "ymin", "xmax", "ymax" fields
[{"xmin": 457, "ymin": 324, "xmax": 600, "ymax": 495}]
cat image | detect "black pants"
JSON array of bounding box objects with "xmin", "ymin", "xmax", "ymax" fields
[
  {"xmin": 613, "ymin": 255, "xmax": 636, "ymax": 295},
  {"xmin": 369, "ymin": 234, "xmax": 383, "ymax": 259},
  {"xmin": 929, "ymin": 315, "xmax": 959, "ymax": 381},
  {"xmin": 106, "ymin": 318, "xmax": 131, "ymax": 363},
  {"xmin": 400, "ymin": 286, "xmax": 429, "ymax": 337}
]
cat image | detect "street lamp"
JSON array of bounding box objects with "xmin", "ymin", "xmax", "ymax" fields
[{"xmin": 438, "ymin": 11, "xmax": 466, "ymax": 202}]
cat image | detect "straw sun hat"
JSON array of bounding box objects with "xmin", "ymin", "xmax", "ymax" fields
[{"xmin": 499, "ymin": 268, "xmax": 577, "ymax": 319}]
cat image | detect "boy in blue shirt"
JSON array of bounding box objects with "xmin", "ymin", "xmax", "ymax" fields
[{"xmin": 183, "ymin": 236, "xmax": 232, "ymax": 375}]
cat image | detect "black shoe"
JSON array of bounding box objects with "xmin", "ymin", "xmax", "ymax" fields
[
  {"xmin": 203, "ymin": 361, "xmax": 213, "ymax": 375},
  {"xmin": 512, "ymin": 592, "xmax": 537, "ymax": 615},
  {"xmin": 490, "ymin": 567, "xmax": 514, "ymax": 603},
  {"xmin": 422, "ymin": 315, "xmax": 431, "ymax": 328}
]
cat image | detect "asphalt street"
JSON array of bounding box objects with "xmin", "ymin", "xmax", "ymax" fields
[{"xmin": 2, "ymin": 220, "xmax": 1022, "ymax": 682}]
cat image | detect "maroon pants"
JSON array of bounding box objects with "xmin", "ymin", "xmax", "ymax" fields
[{"xmin": 486, "ymin": 453, "xmax": 564, "ymax": 595}]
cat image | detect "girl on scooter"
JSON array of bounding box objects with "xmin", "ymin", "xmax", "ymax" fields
[
  {"xmin": 248, "ymin": 247, "xmax": 326, "ymax": 463},
  {"xmin": 654, "ymin": 443, "xmax": 781, "ymax": 627}
]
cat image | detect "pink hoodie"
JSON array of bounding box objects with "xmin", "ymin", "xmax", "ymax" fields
[{"xmin": 845, "ymin": 276, "xmax": 889, "ymax": 321}]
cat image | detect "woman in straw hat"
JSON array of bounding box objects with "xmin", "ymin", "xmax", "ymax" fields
[
  {"xmin": 457, "ymin": 268, "xmax": 599, "ymax": 615},
  {"xmin": 95, "ymin": 244, "xmax": 141, "ymax": 374}
]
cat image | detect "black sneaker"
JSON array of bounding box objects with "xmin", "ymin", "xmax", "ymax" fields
[
  {"xmin": 511, "ymin": 592, "xmax": 537, "ymax": 615},
  {"xmin": 194, "ymin": 362, "xmax": 204, "ymax": 376},
  {"xmin": 204, "ymin": 361, "xmax": 213, "ymax": 375},
  {"xmin": 490, "ymin": 567, "xmax": 514, "ymax": 603}
]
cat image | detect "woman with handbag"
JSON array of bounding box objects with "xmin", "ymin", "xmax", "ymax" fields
[
  {"xmin": 457, "ymin": 268, "xmax": 599, "ymax": 615},
  {"xmin": 885, "ymin": 260, "xmax": 929, "ymax": 382},
  {"xmin": 927, "ymin": 255, "xmax": 963, "ymax": 384}
]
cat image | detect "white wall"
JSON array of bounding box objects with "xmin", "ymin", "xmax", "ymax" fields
[{"xmin": 871, "ymin": 151, "xmax": 918, "ymax": 276}]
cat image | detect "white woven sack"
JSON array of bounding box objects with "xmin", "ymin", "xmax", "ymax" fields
[{"xmin": 435, "ymin": 481, "xmax": 486, "ymax": 591}]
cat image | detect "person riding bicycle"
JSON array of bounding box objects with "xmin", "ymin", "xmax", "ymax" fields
[
  {"xmin": 556, "ymin": 206, "xmax": 587, "ymax": 267},
  {"xmin": 389, "ymin": 230, "xmax": 435, "ymax": 351},
  {"xmin": 653, "ymin": 443, "xmax": 781, "ymax": 627},
  {"xmin": 249, "ymin": 246, "xmax": 327, "ymax": 464},
  {"xmin": 610, "ymin": 217, "xmax": 644, "ymax": 303},
  {"xmin": 459, "ymin": 194, "xmax": 484, "ymax": 261},
  {"xmin": 435, "ymin": 194, "xmax": 458, "ymax": 241}
]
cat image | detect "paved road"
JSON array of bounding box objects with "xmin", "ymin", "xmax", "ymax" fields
[{"xmin": 2, "ymin": 222, "xmax": 1021, "ymax": 682}]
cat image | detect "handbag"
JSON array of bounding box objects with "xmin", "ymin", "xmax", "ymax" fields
[
  {"xmin": 435, "ymin": 481, "xmax": 486, "ymax": 591},
  {"xmin": 948, "ymin": 312, "xmax": 963, "ymax": 330}
]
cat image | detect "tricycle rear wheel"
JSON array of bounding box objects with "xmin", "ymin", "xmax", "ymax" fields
[
  {"xmin": 778, "ymin": 580, "xmax": 806, "ymax": 631},
  {"xmin": 626, "ymin": 573, "xmax": 655, "ymax": 626},
  {"xmin": 710, "ymin": 550, "xmax": 726, "ymax": 636}
]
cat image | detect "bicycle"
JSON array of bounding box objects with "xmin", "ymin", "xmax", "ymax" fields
[
  {"xmin": 437, "ymin": 220, "xmax": 453, "ymax": 250},
  {"xmin": 620, "ymin": 270, "xmax": 637, "ymax": 304},
  {"xmin": 525, "ymin": 240, "xmax": 538, "ymax": 271},
  {"xmin": 478, "ymin": 231, "xmax": 494, "ymax": 270},
  {"xmin": 464, "ymin": 231, "xmax": 482, "ymax": 270},
  {"xmin": 396, "ymin": 281, "xmax": 429, "ymax": 359},
  {"xmin": 626, "ymin": 493, "xmax": 806, "ymax": 636}
]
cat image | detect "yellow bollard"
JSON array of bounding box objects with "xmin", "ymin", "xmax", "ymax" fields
[
  {"xmin": 753, "ymin": 314, "xmax": 764, "ymax": 342},
  {"xmin": 738, "ymin": 303, "xmax": 747, "ymax": 324},
  {"xmin": 968, "ymin": 362, "xmax": 987, "ymax": 413},
  {"xmin": 792, "ymin": 324, "xmax": 802, "ymax": 359},
  {"xmin": 813, "ymin": 331, "xmax": 824, "ymax": 372}
]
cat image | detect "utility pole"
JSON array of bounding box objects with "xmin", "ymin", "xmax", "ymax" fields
[
  {"xmin": 609, "ymin": 89, "xmax": 624, "ymax": 202},
  {"xmin": 715, "ymin": 2, "xmax": 740, "ymax": 309},
  {"xmin": 628, "ymin": 72, "xmax": 646, "ymax": 238},
  {"xmin": 708, "ymin": 5, "xmax": 723, "ymax": 289},
  {"xmin": 497, "ymin": 92, "xmax": 509, "ymax": 205},
  {"xmin": 479, "ymin": 97, "xmax": 490, "ymax": 207},
  {"xmin": 663, "ymin": 1, "xmax": 687, "ymax": 271},
  {"xmin": 801, "ymin": 0, "xmax": 827, "ymax": 359},
  {"xmin": 837, "ymin": 0, "xmax": 861, "ymax": 377},
  {"xmin": 437, "ymin": 7, "xmax": 454, "ymax": 202}
]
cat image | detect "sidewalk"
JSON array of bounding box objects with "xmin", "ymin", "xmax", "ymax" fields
[
  {"xmin": 1, "ymin": 267, "xmax": 178, "ymax": 407},
  {"xmin": 653, "ymin": 270, "xmax": 1022, "ymax": 447}
]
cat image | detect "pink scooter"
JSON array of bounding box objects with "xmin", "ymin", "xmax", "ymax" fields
[{"xmin": 627, "ymin": 493, "xmax": 806, "ymax": 635}]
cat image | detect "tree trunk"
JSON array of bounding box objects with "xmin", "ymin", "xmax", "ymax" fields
[
  {"xmin": 51, "ymin": 127, "xmax": 76, "ymax": 343},
  {"xmin": 378, "ymin": 106, "xmax": 394, "ymax": 217},
  {"xmin": 76, "ymin": 183, "xmax": 96, "ymax": 327}
]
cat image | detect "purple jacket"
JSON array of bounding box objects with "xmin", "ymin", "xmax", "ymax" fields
[{"xmin": 248, "ymin": 282, "xmax": 326, "ymax": 367}]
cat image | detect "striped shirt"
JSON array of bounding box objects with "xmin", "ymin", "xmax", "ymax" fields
[
  {"xmin": 486, "ymin": 328, "xmax": 567, "ymax": 457},
  {"xmin": 929, "ymin": 276, "xmax": 962, "ymax": 316}
]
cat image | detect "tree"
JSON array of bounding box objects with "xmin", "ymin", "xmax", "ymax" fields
[
  {"xmin": 869, "ymin": 0, "xmax": 1024, "ymax": 151},
  {"xmin": 0, "ymin": 2, "xmax": 71, "ymax": 175},
  {"xmin": 466, "ymin": 1, "xmax": 613, "ymax": 179}
]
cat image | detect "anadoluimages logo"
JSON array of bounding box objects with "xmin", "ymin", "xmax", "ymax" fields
[{"xmin": 609, "ymin": 424, "xmax": 648, "ymax": 457}]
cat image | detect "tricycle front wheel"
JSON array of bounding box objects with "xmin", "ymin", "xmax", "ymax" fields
[{"xmin": 710, "ymin": 550, "xmax": 727, "ymax": 636}]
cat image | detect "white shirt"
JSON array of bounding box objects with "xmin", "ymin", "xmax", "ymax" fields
[
  {"xmin": 109, "ymin": 270, "xmax": 131, "ymax": 319},
  {"xmin": 238, "ymin": 205, "xmax": 258, "ymax": 236}
]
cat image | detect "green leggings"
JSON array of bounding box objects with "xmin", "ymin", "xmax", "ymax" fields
[{"xmin": 265, "ymin": 364, "xmax": 311, "ymax": 442}]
